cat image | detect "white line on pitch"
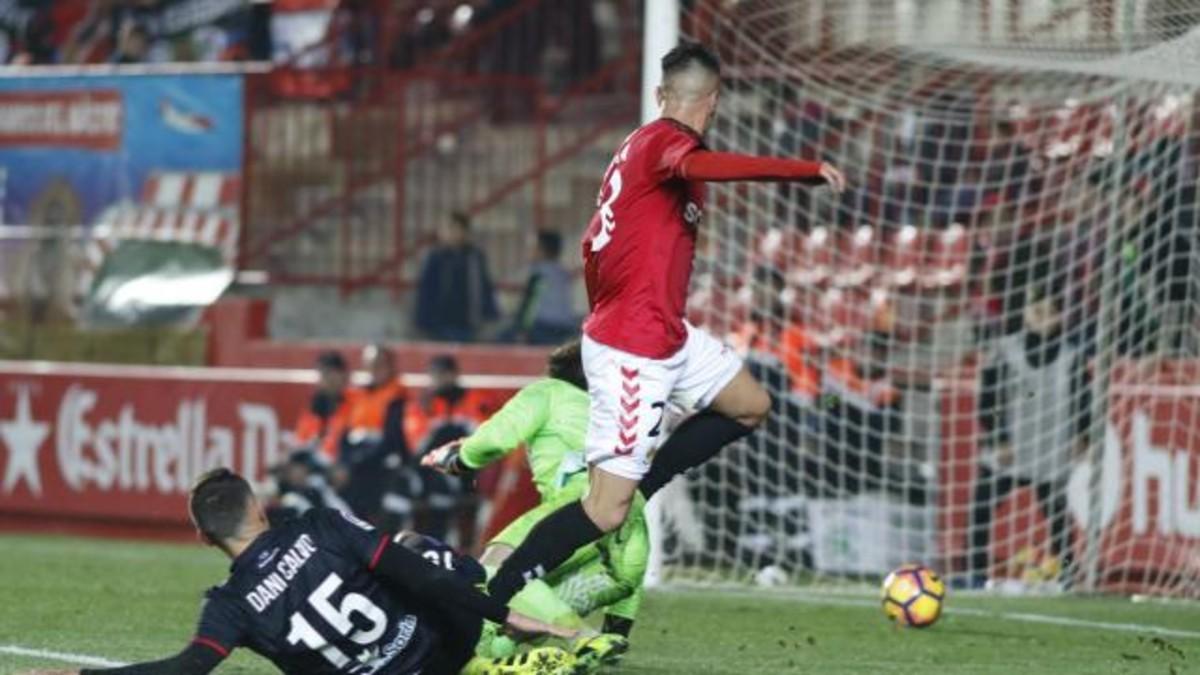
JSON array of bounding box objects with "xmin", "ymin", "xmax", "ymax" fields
[
  {"xmin": 957, "ymin": 609, "xmax": 1200, "ymax": 640},
  {"xmin": 661, "ymin": 586, "xmax": 1200, "ymax": 640},
  {"xmin": 0, "ymin": 644, "xmax": 127, "ymax": 668}
]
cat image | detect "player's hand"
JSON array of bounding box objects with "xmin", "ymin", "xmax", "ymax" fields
[
  {"xmin": 819, "ymin": 162, "xmax": 846, "ymax": 193},
  {"xmin": 421, "ymin": 440, "xmax": 466, "ymax": 475},
  {"xmin": 503, "ymin": 610, "xmax": 579, "ymax": 641}
]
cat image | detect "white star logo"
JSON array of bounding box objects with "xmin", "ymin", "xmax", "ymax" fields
[{"xmin": 1, "ymin": 387, "xmax": 50, "ymax": 496}]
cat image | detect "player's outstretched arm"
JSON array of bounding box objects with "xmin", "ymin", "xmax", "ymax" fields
[
  {"xmin": 678, "ymin": 150, "xmax": 846, "ymax": 191},
  {"xmin": 369, "ymin": 534, "xmax": 576, "ymax": 640},
  {"xmin": 73, "ymin": 642, "xmax": 225, "ymax": 675},
  {"xmin": 423, "ymin": 383, "xmax": 550, "ymax": 475}
]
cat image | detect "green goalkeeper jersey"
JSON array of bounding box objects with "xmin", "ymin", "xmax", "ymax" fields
[
  {"xmin": 460, "ymin": 376, "xmax": 650, "ymax": 630},
  {"xmin": 458, "ymin": 377, "xmax": 589, "ymax": 499}
]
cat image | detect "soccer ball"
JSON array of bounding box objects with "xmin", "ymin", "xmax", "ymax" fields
[{"xmin": 881, "ymin": 564, "xmax": 946, "ymax": 628}]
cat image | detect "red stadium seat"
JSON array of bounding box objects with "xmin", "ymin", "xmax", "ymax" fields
[
  {"xmin": 814, "ymin": 286, "xmax": 874, "ymax": 349},
  {"xmin": 687, "ymin": 272, "xmax": 745, "ymax": 336},
  {"xmin": 923, "ymin": 223, "xmax": 971, "ymax": 290},
  {"xmin": 751, "ymin": 227, "xmax": 790, "ymax": 269},
  {"xmin": 881, "ymin": 225, "xmax": 925, "ymax": 288},
  {"xmin": 790, "ymin": 226, "xmax": 835, "ymax": 287},
  {"xmin": 832, "ymin": 224, "xmax": 879, "ymax": 288},
  {"xmin": 787, "ymin": 282, "xmax": 821, "ymax": 327}
]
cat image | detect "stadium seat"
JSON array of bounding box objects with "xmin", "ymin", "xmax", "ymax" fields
[
  {"xmin": 789, "ymin": 225, "xmax": 835, "ymax": 287},
  {"xmin": 880, "ymin": 225, "xmax": 925, "ymax": 288},
  {"xmin": 785, "ymin": 282, "xmax": 823, "ymax": 333},
  {"xmin": 751, "ymin": 226, "xmax": 790, "ymax": 269},
  {"xmin": 922, "ymin": 223, "xmax": 971, "ymax": 290},
  {"xmin": 832, "ymin": 224, "xmax": 879, "ymax": 288},
  {"xmin": 816, "ymin": 286, "xmax": 872, "ymax": 348},
  {"xmin": 687, "ymin": 272, "xmax": 744, "ymax": 336}
]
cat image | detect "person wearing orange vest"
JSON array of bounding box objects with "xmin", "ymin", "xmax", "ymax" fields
[
  {"xmin": 404, "ymin": 355, "xmax": 493, "ymax": 455},
  {"xmin": 270, "ymin": 351, "xmax": 359, "ymax": 522},
  {"xmin": 816, "ymin": 330, "xmax": 909, "ymax": 498},
  {"xmin": 727, "ymin": 266, "xmax": 822, "ymax": 403},
  {"xmin": 401, "ymin": 355, "xmax": 493, "ymax": 545},
  {"xmin": 337, "ymin": 344, "xmax": 411, "ymax": 522},
  {"xmin": 291, "ymin": 350, "xmax": 357, "ymax": 460}
]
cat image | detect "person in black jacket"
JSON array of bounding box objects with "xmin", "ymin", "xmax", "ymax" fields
[
  {"xmin": 336, "ymin": 344, "xmax": 412, "ymax": 522},
  {"xmin": 969, "ymin": 281, "xmax": 1090, "ymax": 588},
  {"xmin": 415, "ymin": 213, "xmax": 499, "ymax": 343}
]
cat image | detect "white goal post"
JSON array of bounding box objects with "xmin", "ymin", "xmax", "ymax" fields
[{"xmin": 641, "ymin": 0, "xmax": 679, "ymax": 589}]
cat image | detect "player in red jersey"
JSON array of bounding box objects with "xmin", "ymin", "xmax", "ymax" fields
[{"xmin": 486, "ymin": 42, "xmax": 845, "ymax": 604}]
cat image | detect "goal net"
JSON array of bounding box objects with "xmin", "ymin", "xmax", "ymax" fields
[{"xmin": 655, "ymin": 0, "xmax": 1200, "ymax": 598}]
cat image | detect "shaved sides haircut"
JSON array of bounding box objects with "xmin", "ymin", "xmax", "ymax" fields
[
  {"xmin": 661, "ymin": 42, "xmax": 721, "ymax": 101},
  {"xmin": 662, "ymin": 41, "xmax": 720, "ymax": 78}
]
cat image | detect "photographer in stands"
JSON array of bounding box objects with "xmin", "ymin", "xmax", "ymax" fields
[{"xmin": 968, "ymin": 278, "xmax": 1090, "ymax": 589}]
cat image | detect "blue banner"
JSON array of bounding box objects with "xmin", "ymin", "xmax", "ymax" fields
[{"xmin": 0, "ymin": 73, "xmax": 242, "ymax": 228}]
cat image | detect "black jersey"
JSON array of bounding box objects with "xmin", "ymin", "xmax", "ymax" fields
[
  {"xmin": 194, "ymin": 509, "xmax": 438, "ymax": 674},
  {"xmin": 396, "ymin": 532, "xmax": 486, "ymax": 585}
]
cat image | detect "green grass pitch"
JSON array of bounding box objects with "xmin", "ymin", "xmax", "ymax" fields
[{"xmin": 2, "ymin": 534, "xmax": 1198, "ymax": 674}]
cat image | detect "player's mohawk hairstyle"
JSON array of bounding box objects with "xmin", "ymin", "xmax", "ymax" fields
[{"xmin": 662, "ymin": 41, "xmax": 721, "ymax": 78}]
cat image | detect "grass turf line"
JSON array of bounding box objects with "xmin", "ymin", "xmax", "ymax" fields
[{"xmin": 1, "ymin": 534, "xmax": 1196, "ymax": 674}]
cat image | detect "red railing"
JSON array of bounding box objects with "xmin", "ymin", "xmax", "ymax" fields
[{"xmin": 239, "ymin": 0, "xmax": 640, "ymax": 294}]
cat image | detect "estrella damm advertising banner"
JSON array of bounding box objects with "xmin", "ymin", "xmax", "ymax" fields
[
  {"xmin": 0, "ymin": 363, "xmax": 311, "ymax": 527},
  {"xmin": 0, "ymin": 72, "xmax": 242, "ymax": 228},
  {"xmin": 0, "ymin": 362, "xmax": 523, "ymax": 533}
]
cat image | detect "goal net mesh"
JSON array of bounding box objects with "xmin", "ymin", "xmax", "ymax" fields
[{"xmin": 657, "ymin": 0, "xmax": 1200, "ymax": 597}]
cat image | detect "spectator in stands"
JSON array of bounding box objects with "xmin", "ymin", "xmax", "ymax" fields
[
  {"xmin": 814, "ymin": 330, "xmax": 906, "ymax": 499},
  {"xmin": 9, "ymin": 4, "xmax": 57, "ymax": 65},
  {"xmin": 730, "ymin": 267, "xmax": 821, "ymax": 527},
  {"xmin": 111, "ymin": 13, "xmax": 150, "ymax": 64},
  {"xmin": 987, "ymin": 120, "xmax": 1032, "ymax": 201},
  {"xmin": 402, "ymin": 354, "xmax": 493, "ymax": 545},
  {"xmin": 990, "ymin": 229, "xmax": 1059, "ymax": 337},
  {"xmin": 406, "ymin": 356, "xmax": 492, "ymax": 455},
  {"xmin": 506, "ymin": 230, "xmax": 578, "ymax": 345},
  {"xmin": 415, "ymin": 212, "xmax": 499, "ymax": 343},
  {"xmin": 273, "ymin": 351, "xmax": 358, "ymax": 524},
  {"xmin": 268, "ymin": 451, "xmax": 353, "ymax": 524},
  {"xmin": 57, "ymin": 1, "xmax": 114, "ymax": 64},
  {"xmin": 729, "ymin": 265, "xmax": 787, "ymax": 360},
  {"xmin": 969, "ymin": 279, "xmax": 1089, "ymax": 588},
  {"xmin": 291, "ymin": 350, "xmax": 356, "ymax": 461},
  {"xmin": 18, "ymin": 0, "xmax": 259, "ymax": 65},
  {"xmin": 729, "ymin": 265, "xmax": 822, "ymax": 405},
  {"xmin": 337, "ymin": 343, "xmax": 411, "ymax": 521},
  {"xmin": 1114, "ymin": 238, "xmax": 1161, "ymax": 357}
]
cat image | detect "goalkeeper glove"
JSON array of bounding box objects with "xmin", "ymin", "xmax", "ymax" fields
[{"xmin": 421, "ymin": 440, "xmax": 470, "ymax": 476}]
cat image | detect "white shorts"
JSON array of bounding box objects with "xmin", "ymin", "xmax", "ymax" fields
[{"xmin": 582, "ymin": 322, "xmax": 744, "ymax": 480}]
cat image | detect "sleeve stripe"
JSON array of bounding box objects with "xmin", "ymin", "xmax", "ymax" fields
[
  {"xmin": 368, "ymin": 534, "xmax": 390, "ymax": 571},
  {"xmin": 192, "ymin": 636, "xmax": 230, "ymax": 658}
]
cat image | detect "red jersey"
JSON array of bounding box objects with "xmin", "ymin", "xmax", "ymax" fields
[{"xmin": 582, "ymin": 118, "xmax": 705, "ymax": 358}]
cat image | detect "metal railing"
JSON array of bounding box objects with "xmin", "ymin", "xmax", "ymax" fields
[{"xmin": 238, "ymin": 0, "xmax": 641, "ymax": 294}]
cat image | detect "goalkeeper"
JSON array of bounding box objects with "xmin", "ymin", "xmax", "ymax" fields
[{"xmin": 423, "ymin": 340, "xmax": 647, "ymax": 661}]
